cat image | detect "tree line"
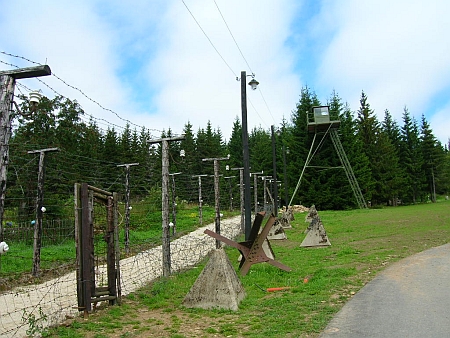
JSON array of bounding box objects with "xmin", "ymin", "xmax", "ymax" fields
[{"xmin": 5, "ymin": 87, "xmax": 449, "ymax": 222}]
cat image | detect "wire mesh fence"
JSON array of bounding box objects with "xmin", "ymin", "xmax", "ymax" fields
[
  {"xmin": 0, "ymin": 214, "xmax": 242, "ymax": 337},
  {"xmin": 2, "ymin": 219, "xmax": 74, "ymax": 246}
]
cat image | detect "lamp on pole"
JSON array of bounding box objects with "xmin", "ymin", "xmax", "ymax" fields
[{"xmin": 240, "ymin": 71, "xmax": 259, "ymax": 240}]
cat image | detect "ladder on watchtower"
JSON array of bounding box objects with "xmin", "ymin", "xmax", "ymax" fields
[{"xmin": 330, "ymin": 129, "xmax": 367, "ymax": 209}]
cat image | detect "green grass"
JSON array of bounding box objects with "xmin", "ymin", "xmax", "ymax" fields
[{"xmin": 40, "ymin": 201, "xmax": 450, "ymax": 337}]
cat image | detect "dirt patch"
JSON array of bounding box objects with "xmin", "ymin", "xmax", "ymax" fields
[{"xmin": 63, "ymin": 298, "xmax": 249, "ymax": 338}]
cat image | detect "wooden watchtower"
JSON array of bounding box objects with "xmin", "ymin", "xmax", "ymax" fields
[{"xmin": 291, "ymin": 106, "xmax": 367, "ymax": 209}]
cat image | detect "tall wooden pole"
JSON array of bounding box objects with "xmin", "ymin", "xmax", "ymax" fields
[
  {"xmin": 202, "ymin": 156, "xmax": 229, "ymax": 249},
  {"xmin": 28, "ymin": 147, "xmax": 59, "ymax": 277},
  {"xmin": 0, "ymin": 65, "xmax": 51, "ymax": 242},
  {"xmin": 148, "ymin": 135, "xmax": 184, "ymax": 277},
  {"xmin": 117, "ymin": 163, "xmax": 139, "ymax": 255},
  {"xmin": 0, "ymin": 75, "xmax": 14, "ymax": 242}
]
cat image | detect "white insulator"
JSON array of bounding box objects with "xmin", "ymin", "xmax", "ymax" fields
[{"xmin": 0, "ymin": 242, "xmax": 9, "ymax": 254}]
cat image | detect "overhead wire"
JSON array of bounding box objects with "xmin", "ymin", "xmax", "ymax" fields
[
  {"xmin": 180, "ymin": 0, "xmax": 237, "ymax": 78},
  {"xmin": 213, "ymin": 0, "xmax": 253, "ymax": 75},
  {"xmin": 212, "ymin": 1, "xmax": 277, "ymax": 127},
  {"xmin": 0, "ymin": 51, "xmax": 167, "ymax": 136}
]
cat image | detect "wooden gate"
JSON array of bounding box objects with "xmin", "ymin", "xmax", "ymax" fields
[{"xmin": 74, "ymin": 183, "xmax": 121, "ymax": 314}]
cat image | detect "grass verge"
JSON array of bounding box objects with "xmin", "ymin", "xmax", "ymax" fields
[{"xmin": 44, "ymin": 201, "xmax": 450, "ymax": 337}]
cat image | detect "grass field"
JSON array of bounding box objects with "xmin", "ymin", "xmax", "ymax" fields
[{"xmin": 44, "ymin": 201, "xmax": 450, "ymax": 337}]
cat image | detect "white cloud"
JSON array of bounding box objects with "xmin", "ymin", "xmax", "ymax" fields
[
  {"xmin": 429, "ymin": 106, "xmax": 450, "ymax": 147},
  {"xmin": 144, "ymin": 0, "xmax": 303, "ymax": 138},
  {"xmin": 2, "ymin": 0, "xmax": 447, "ymax": 145},
  {"xmin": 314, "ymin": 0, "xmax": 450, "ymax": 144}
]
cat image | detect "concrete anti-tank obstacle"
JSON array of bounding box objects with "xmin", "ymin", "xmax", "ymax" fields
[
  {"xmin": 304, "ymin": 205, "xmax": 318, "ymax": 233},
  {"xmin": 267, "ymin": 219, "xmax": 287, "ymax": 240},
  {"xmin": 279, "ymin": 206, "xmax": 294, "ymax": 229},
  {"xmin": 300, "ymin": 212, "xmax": 331, "ymax": 247},
  {"xmin": 182, "ymin": 248, "xmax": 246, "ymax": 311}
]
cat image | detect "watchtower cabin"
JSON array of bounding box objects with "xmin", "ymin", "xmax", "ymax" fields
[
  {"xmin": 307, "ymin": 106, "xmax": 340, "ymax": 133},
  {"xmin": 292, "ymin": 105, "xmax": 368, "ymax": 209}
]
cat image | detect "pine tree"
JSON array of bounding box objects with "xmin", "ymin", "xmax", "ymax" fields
[
  {"xmin": 355, "ymin": 91, "xmax": 378, "ymax": 202},
  {"xmin": 226, "ymin": 117, "xmax": 243, "ymax": 169},
  {"xmin": 399, "ymin": 107, "xmax": 425, "ymax": 203},
  {"xmin": 420, "ymin": 114, "xmax": 444, "ymax": 202}
]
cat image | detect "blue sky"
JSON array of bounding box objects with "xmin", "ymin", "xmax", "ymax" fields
[{"xmin": 1, "ymin": 0, "xmax": 449, "ymax": 145}]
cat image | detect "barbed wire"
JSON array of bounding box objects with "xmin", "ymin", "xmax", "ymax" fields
[{"xmin": 1, "ymin": 51, "xmax": 171, "ymax": 136}]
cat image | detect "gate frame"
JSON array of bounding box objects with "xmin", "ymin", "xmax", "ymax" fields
[{"xmin": 74, "ymin": 183, "xmax": 121, "ymax": 315}]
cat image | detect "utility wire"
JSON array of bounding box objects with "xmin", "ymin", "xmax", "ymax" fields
[
  {"xmin": 1, "ymin": 52, "xmax": 169, "ymax": 136},
  {"xmin": 212, "ymin": 2, "xmax": 277, "ymax": 128},
  {"xmin": 258, "ymin": 87, "xmax": 276, "ymax": 125},
  {"xmin": 181, "ymin": 0, "xmax": 237, "ymax": 78},
  {"xmin": 213, "ymin": 0, "xmax": 253, "ymax": 75}
]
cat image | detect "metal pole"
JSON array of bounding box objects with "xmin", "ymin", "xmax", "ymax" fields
[
  {"xmin": 271, "ymin": 125, "xmax": 278, "ymax": 216},
  {"xmin": 241, "ymin": 71, "xmax": 252, "ymax": 240},
  {"xmin": 282, "ymin": 145, "xmax": 288, "ymax": 209}
]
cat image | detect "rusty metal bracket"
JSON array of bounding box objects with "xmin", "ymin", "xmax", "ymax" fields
[{"xmin": 204, "ymin": 212, "xmax": 291, "ymax": 275}]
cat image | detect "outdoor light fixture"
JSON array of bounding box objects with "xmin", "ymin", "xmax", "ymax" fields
[
  {"xmin": 41, "ymin": 206, "xmax": 46, "ymax": 213},
  {"xmin": 29, "ymin": 90, "xmax": 42, "ymax": 112},
  {"xmin": 248, "ymin": 78, "xmax": 259, "ymax": 90}
]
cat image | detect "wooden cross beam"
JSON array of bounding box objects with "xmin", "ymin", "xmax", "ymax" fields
[{"xmin": 204, "ymin": 212, "xmax": 291, "ymax": 275}]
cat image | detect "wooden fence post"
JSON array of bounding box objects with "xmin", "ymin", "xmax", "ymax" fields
[
  {"xmin": 147, "ymin": 135, "xmax": 185, "ymax": 277},
  {"xmin": 28, "ymin": 147, "xmax": 59, "ymax": 277}
]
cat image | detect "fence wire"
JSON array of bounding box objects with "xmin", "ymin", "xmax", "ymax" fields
[{"xmin": 0, "ymin": 215, "xmax": 242, "ymax": 337}]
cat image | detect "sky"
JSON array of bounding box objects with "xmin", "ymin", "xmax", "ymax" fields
[{"xmin": 1, "ymin": 0, "xmax": 449, "ymax": 145}]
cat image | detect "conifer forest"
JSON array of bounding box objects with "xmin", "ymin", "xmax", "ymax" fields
[{"xmin": 4, "ymin": 87, "xmax": 450, "ymax": 225}]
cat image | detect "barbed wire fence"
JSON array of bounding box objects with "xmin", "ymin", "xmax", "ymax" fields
[
  {"xmin": 0, "ymin": 153, "xmax": 244, "ymax": 337},
  {"xmin": 0, "ymin": 53, "xmax": 258, "ymax": 336}
]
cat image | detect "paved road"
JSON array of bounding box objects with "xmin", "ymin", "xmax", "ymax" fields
[{"xmin": 320, "ymin": 243, "xmax": 450, "ymax": 338}]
